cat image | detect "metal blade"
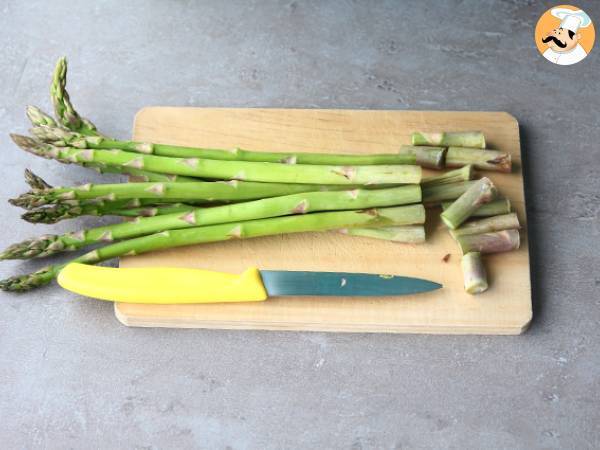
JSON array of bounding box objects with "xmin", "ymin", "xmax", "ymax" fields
[{"xmin": 260, "ymin": 270, "xmax": 441, "ymax": 297}]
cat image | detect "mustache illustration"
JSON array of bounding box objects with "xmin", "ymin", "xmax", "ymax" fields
[{"xmin": 542, "ymin": 35, "xmax": 567, "ymax": 48}]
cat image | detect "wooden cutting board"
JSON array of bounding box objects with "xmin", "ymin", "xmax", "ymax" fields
[{"xmin": 115, "ymin": 108, "xmax": 531, "ymax": 334}]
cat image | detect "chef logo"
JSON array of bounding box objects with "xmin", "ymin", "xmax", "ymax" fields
[{"xmin": 535, "ymin": 5, "xmax": 595, "ymax": 65}]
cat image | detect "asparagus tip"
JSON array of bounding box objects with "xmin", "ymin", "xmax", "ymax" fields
[{"xmin": 0, "ymin": 266, "xmax": 57, "ymax": 291}]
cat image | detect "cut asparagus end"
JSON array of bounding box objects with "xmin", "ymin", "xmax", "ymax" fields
[
  {"xmin": 339, "ymin": 225, "xmax": 426, "ymax": 243},
  {"xmin": 450, "ymin": 213, "xmax": 520, "ymax": 238},
  {"xmin": 440, "ymin": 177, "xmax": 497, "ymax": 229},
  {"xmin": 461, "ymin": 252, "xmax": 488, "ymax": 294},
  {"xmin": 421, "ymin": 165, "xmax": 474, "ymax": 187},
  {"xmin": 442, "ymin": 198, "xmax": 511, "ymax": 217},
  {"xmin": 398, "ymin": 145, "xmax": 446, "ymax": 170},
  {"xmin": 411, "ymin": 131, "xmax": 485, "ymax": 148},
  {"xmin": 422, "ymin": 180, "xmax": 478, "ymax": 204},
  {"xmin": 446, "ymin": 147, "xmax": 512, "ymax": 173},
  {"xmin": 456, "ymin": 229, "xmax": 520, "ymax": 255}
]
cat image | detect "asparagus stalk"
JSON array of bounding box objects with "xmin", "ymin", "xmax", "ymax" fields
[
  {"xmin": 440, "ymin": 178, "xmax": 496, "ymax": 229},
  {"xmin": 411, "ymin": 131, "xmax": 485, "ymax": 148},
  {"xmin": 2, "ymin": 186, "xmax": 422, "ymax": 259},
  {"xmin": 422, "ymin": 181, "xmax": 478, "ymax": 204},
  {"xmin": 398, "ymin": 145, "xmax": 446, "ymax": 169},
  {"xmin": 0, "ymin": 205, "xmax": 426, "ymax": 291},
  {"xmin": 450, "ymin": 213, "xmax": 520, "ymax": 238},
  {"xmin": 10, "ymin": 176, "xmax": 370, "ymax": 209},
  {"xmin": 339, "ymin": 225, "xmax": 425, "ymax": 243},
  {"xmin": 21, "ymin": 201, "xmax": 199, "ymax": 224},
  {"xmin": 50, "ymin": 57, "xmax": 100, "ymax": 136},
  {"xmin": 461, "ymin": 252, "xmax": 488, "ymax": 294},
  {"xmin": 29, "ymin": 124, "xmax": 423, "ymax": 166},
  {"xmin": 87, "ymin": 163, "xmax": 200, "ymax": 182},
  {"xmin": 421, "ymin": 165, "xmax": 473, "ymax": 188},
  {"xmin": 442, "ymin": 199, "xmax": 511, "ymax": 217},
  {"xmin": 446, "ymin": 147, "xmax": 511, "ymax": 173},
  {"xmin": 456, "ymin": 229, "xmax": 520, "ymax": 255},
  {"xmin": 12, "ymin": 135, "xmax": 421, "ymax": 185}
]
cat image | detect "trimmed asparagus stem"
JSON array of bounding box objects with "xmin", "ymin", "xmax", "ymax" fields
[
  {"xmin": 442, "ymin": 199, "xmax": 511, "ymax": 217},
  {"xmin": 30, "ymin": 124, "xmax": 421, "ymax": 166},
  {"xmin": 411, "ymin": 131, "xmax": 485, "ymax": 148},
  {"xmin": 0, "ymin": 205, "xmax": 426, "ymax": 291},
  {"xmin": 421, "ymin": 165, "xmax": 474, "ymax": 188},
  {"xmin": 450, "ymin": 213, "xmax": 520, "ymax": 238},
  {"xmin": 446, "ymin": 147, "xmax": 511, "ymax": 173},
  {"xmin": 2, "ymin": 186, "xmax": 422, "ymax": 259},
  {"xmin": 461, "ymin": 252, "xmax": 488, "ymax": 294},
  {"xmin": 456, "ymin": 229, "xmax": 520, "ymax": 255},
  {"xmin": 9, "ymin": 176, "xmax": 372, "ymax": 209},
  {"xmin": 398, "ymin": 145, "xmax": 446, "ymax": 169},
  {"xmin": 339, "ymin": 225, "xmax": 425, "ymax": 243},
  {"xmin": 422, "ymin": 181, "xmax": 478, "ymax": 204},
  {"xmin": 50, "ymin": 57, "xmax": 100, "ymax": 136},
  {"xmin": 12, "ymin": 135, "xmax": 421, "ymax": 185},
  {"xmin": 440, "ymin": 178, "xmax": 496, "ymax": 229}
]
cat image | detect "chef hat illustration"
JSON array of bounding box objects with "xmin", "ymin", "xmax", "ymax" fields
[{"xmin": 551, "ymin": 8, "xmax": 592, "ymax": 33}]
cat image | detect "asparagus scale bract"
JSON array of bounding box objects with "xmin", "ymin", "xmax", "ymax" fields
[
  {"xmin": 2, "ymin": 186, "xmax": 422, "ymax": 259},
  {"xmin": 0, "ymin": 205, "xmax": 426, "ymax": 291},
  {"xmin": 12, "ymin": 135, "xmax": 421, "ymax": 185}
]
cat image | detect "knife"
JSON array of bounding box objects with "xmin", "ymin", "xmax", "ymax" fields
[{"xmin": 57, "ymin": 263, "xmax": 442, "ymax": 304}]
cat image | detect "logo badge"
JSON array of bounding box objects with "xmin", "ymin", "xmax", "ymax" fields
[{"xmin": 535, "ymin": 5, "xmax": 595, "ymax": 65}]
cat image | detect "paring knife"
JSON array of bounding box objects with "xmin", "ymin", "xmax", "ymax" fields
[{"xmin": 57, "ymin": 263, "xmax": 442, "ymax": 304}]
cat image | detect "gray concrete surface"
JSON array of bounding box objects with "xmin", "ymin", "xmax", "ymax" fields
[{"xmin": 1, "ymin": 1, "xmax": 599, "ymax": 448}]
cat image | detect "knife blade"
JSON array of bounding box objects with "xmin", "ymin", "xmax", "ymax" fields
[{"xmin": 57, "ymin": 263, "xmax": 441, "ymax": 304}]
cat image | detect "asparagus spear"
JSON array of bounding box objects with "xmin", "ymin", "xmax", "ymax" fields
[
  {"xmin": 456, "ymin": 229, "xmax": 520, "ymax": 255},
  {"xmin": 411, "ymin": 131, "xmax": 485, "ymax": 148},
  {"xmin": 50, "ymin": 57, "xmax": 100, "ymax": 136},
  {"xmin": 10, "ymin": 176, "xmax": 371, "ymax": 209},
  {"xmin": 339, "ymin": 225, "xmax": 425, "ymax": 243},
  {"xmin": 398, "ymin": 145, "xmax": 446, "ymax": 169},
  {"xmin": 422, "ymin": 181, "xmax": 478, "ymax": 204},
  {"xmin": 440, "ymin": 178, "xmax": 496, "ymax": 229},
  {"xmin": 421, "ymin": 165, "xmax": 473, "ymax": 188},
  {"xmin": 446, "ymin": 147, "xmax": 511, "ymax": 173},
  {"xmin": 12, "ymin": 135, "xmax": 421, "ymax": 185},
  {"xmin": 2, "ymin": 186, "xmax": 422, "ymax": 259},
  {"xmin": 30, "ymin": 124, "xmax": 420, "ymax": 165},
  {"xmin": 461, "ymin": 252, "xmax": 488, "ymax": 294},
  {"xmin": 21, "ymin": 201, "xmax": 199, "ymax": 224},
  {"xmin": 450, "ymin": 213, "xmax": 520, "ymax": 238},
  {"xmin": 441, "ymin": 199, "xmax": 511, "ymax": 217},
  {"xmin": 0, "ymin": 205, "xmax": 426, "ymax": 291}
]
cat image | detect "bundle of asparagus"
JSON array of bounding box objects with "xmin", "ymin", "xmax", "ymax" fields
[{"xmin": 0, "ymin": 56, "xmax": 518, "ymax": 294}]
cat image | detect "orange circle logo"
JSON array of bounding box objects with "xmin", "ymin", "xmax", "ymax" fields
[{"xmin": 535, "ymin": 5, "xmax": 595, "ymax": 65}]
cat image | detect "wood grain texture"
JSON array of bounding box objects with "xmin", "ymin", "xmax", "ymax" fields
[{"xmin": 115, "ymin": 108, "xmax": 531, "ymax": 334}]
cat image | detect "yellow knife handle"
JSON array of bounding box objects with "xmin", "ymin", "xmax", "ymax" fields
[{"xmin": 57, "ymin": 263, "xmax": 268, "ymax": 304}]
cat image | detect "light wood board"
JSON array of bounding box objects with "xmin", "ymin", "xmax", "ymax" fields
[{"xmin": 115, "ymin": 108, "xmax": 531, "ymax": 334}]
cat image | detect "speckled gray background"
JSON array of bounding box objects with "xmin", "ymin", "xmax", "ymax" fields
[{"xmin": 1, "ymin": 1, "xmax": 599, "ymax": 449}]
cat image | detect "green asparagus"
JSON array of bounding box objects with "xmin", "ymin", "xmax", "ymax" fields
[
  {"xmin": 461, "ymin": 252, "xmax": 488, "ymax": 294},
  {"xmin": 2, "ymin": 186, "xmax": 422, "ymax": 259},
  {"xmin": 50, "ymin": 57, "xmax": 100, "ymax": 136},
  {"xmin": 12, "ymin": 135, "xmax": 421, "ymax": 185},
  {"xmin": 339, "ymin": 225, "xmax": 425, "ymax": 243},
  {"xmin": 398, "ymin": 145, "xmax": 446, "ymax": 169},
  {"xmin": 450, "ymin": 213, "xmax": 520, "ymax": 238},
  {"xmin": 456, "ymin": 229, "xmax": 520, "ymax": 255},
  {"xmin": 0, "ymin": 205, "xmax": 426, "ymax": 291},
  {"xmin": 446, "ymin": 147, "xmax": 511, "ymax": 173},
  {"xmin": 422, "ymin": 181, "xmax": 478, "ymax": 204},
  {"xmin": 441, "ymin": 199, "xmax": 511, "ymax": 217},
  {"xmin": 440, "ymin": 178, "xmax": 496, "ymax": 229},
  {"xmin": 421, "ymin": 165, "xmax": 473, "ymax": 188},
  {"xmin": 411, "ymin": 131, "xmax": 485, "ymax": 148}
]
